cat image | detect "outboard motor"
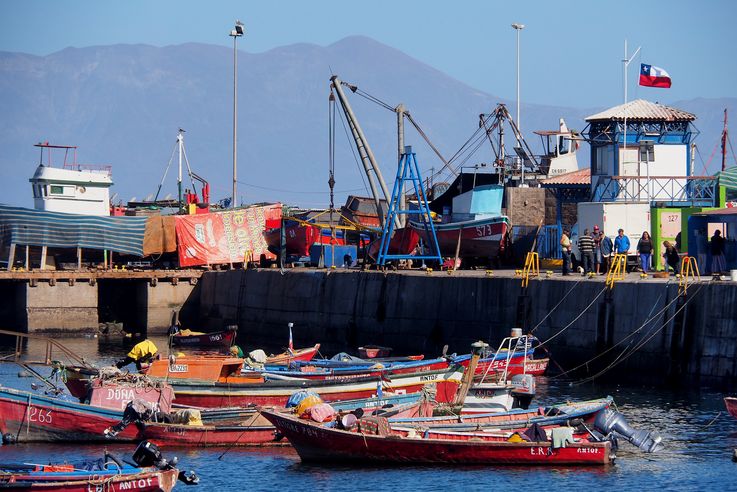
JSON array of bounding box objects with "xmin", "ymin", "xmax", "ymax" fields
[
  {"xmin": 132, "ymin": 441, "xmax": 199, "ymax": 485},
  {"xmin": 594, "ymin": 408, "xmax": 662, "ymax": 453},
  {"xmin": 510, "ymin": 374, "xmax": 536, "ymax": 409}
]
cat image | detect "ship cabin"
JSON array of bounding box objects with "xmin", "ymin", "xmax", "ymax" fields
[{"xmin": 29, "ymin": 143, "xmax": 113, "ymax": 216}]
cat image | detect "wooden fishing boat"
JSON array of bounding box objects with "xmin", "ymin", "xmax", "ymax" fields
[
  {"xmin": 726, "ymin": 397, "xmax": 737, "ymax": 419},
  {"xmin": 0, "ymin": 465, "xmax": 179, "ymax": 492},
  {"xmin": 170, "ymin": 327, "xmax": 236, "ymax": 349},
  {"xmin": 161, "ymin": 366, "xmax": 464, "ymax": 408},
  {"xmin": 0, "ymin": 386, "xmax": 429, "ymax": 447},
  {"xmin": 389, "ymin": 397, "xmax": 613, "ymax": 430},
  {"xmin": 0, "ymin": 441, "xmax": 190, "ymax": 491},
  {"xmin": 247, "ymin": 356, "xmax": 452, "ymax": 382},
  {"xmin": 260, "ymin": 408, "xmax": 613, "ymax": 465},
  {"xmin": 411, "ymin": 214, "xmax": 510, "ymax": 261},
  {"xmin": 265, "ymin": 344, "xmax": 321, "ymax": 365}
]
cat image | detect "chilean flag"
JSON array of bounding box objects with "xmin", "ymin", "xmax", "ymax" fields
[{"xmin": 639, "ymin": 64, "xmax": 672, "ymax": 88}]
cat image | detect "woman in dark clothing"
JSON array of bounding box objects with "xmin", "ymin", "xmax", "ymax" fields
[
  {"xmin": 637, "ymin": 231, "xmax": 653, "ymax": 273},
  {"xmin": 662, "ymin": 240, "xmax": 681, "ymax": 274}
]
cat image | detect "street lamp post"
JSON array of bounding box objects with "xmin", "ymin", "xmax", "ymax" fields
[
  {"xmin": 230, "ymin": 20, "xmax": 244, "ymax": 209},
  {"xmin": 511, "ymin": 22, "xmax": 525, "ymax": 184}
]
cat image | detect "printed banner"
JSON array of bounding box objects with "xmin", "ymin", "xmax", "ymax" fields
[{"xmin": 175, "ymin": 204, "xmax": 282, "ymax": 267}]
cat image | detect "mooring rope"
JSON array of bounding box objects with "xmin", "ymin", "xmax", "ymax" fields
[
  {"xmin": 568, "ymin": 281, "xmax": 707, "ymax": 385},
  {"xmin": 536, "ymin": 286, "xmax": 608, "ymax": 348},
  {"xmin": 529, "ymin": 278, "xmax": 585, "ymax": 334}
]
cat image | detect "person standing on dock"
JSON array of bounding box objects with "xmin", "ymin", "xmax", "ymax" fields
[
  {"xmin": 593, "ymin": 226, "xmax": 602, "ymax": 274},
  {"xmin": 637, "ymin": 231, "xmax": 653, "ymax": 273},
  {"xmin": 560, "ymin": 228, "xmax": 572, "ymax": 276},
  {"xmin": 710, "ymin": 230, "xmax": 726, "ymax": 274},
  {"xmin": 614, "ymin": 229, "xmax": 630, "ymax": 256},
  {"xmin": 577, "ymin": 228, "xmax": 595, "ymax": 275},
  {"xmin": 599, "ymin": 231, "xmax": 613, "ymax": 274}
]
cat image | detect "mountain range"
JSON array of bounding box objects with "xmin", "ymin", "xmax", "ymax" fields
[{"xmin": 0, "ymin": 36, "xmax": 734, "ymax": 210}]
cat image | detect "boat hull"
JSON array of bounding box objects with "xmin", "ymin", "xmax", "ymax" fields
[
  {"xmin": 265, "ymin": 344, "xmax": 321, "ymax": 365},
  {"xmin": 411, "ymin": 215, "xmax": 510, "ymax": 259},
  {"xmin": 0, "ymin": 387, "xmax": 282, "ymax": 446},
  {"xmin": 726, "ymin": 397, "xmax": 737, "ymax": 419},
  {"xmin": 261, "ymin": 409, "xmax": 612, "ymax": 465},
  {"xmin": 170, "ymin": 329, "xmax": 236, "ymax": 348},
  {"xmin": 3, "ymin": 468, "xmax": 178, "ymax": 492},
  {"xmin": 166, "ymin": 367, "xmax": 463, "ymax": 408}
]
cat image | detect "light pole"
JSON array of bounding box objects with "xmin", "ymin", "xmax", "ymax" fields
[
  {"xmin": 511, "ymin": 22, "xmax": 524, "ymax": 184},
  {"xmin": 230, "ymin": 20, "xmax": 244, "ymax": 208}
]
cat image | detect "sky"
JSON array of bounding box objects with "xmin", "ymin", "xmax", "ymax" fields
[{"xmin": 1, "ymin": 0, "xmax": 736, "ymax": 109}]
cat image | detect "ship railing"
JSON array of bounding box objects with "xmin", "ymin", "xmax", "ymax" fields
[
  {"xmin": 62, "ymin": 163, "xmax": 113, "ymax": 175},
  {"xmin": 591, "ymin": 175, "xmax": 717, "ymax": 206}
]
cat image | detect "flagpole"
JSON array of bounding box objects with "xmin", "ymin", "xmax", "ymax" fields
[{"xmin": 622, "ymin": 40, "xmax": 641, "ymax": 154}]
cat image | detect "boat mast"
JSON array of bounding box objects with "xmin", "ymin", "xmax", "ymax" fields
[
  {"xmin": 177, "ymin": 129, "xmax": 184, "ymax": 212},
  {"xmin": 330, "ymin": 75, "xmax": 398, "ymax": 228},
  {"xmin": 722, "ymin": 109, "xmax": 729, "ymax": 172}
]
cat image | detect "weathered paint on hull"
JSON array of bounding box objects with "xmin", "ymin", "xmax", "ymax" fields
[
  {"xmin": 168, "ymin": 369, "xmax": 463, "ymax": 408},
  {"xmin": 4, "ymin": 468, "xmax": 178, "ymax": 492},
  {"xmin": 262, "ymin": 410, "xmax": 613, "ymax": 465}
]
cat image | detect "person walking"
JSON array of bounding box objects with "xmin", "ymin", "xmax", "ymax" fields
[
  {"xmin": 577, "ymin": 228, "xmax": 595, "ymax": 275},
  {"xmin": 560, "ymin": 228, "xmax": 572, "ymax": 276},
  {"xmin": 637, "ymin": 231, "xmax": 653, "ymax": 273},
  {"xmin": 710, "ymin": 229, "xmax": 726, "ymax": 274},
  {"xmin": 599, "ymin": 231, "xmax": 613, "ymax": 274},
  {"xmin": 662, "ymin": 240, "xmax": 681, "ymax": 275}
]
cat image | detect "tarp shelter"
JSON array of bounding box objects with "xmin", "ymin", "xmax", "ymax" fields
[
  {"xmin": 0, "ymin": 204, "xmax": 147, "ymax": 256},
  {"xmin": 143, "ymin": 215, "xmax": 177, "ymax": 256},
  {"xmin": 175, "ymin": 204, "xmax": 282, "ymax": 267},
  {"xmin": 687, "ymin": 207, "xmax": 737, "ymax": 274}
]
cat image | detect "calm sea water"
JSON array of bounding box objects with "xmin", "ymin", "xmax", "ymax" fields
[{"xmin": 1, "ymin": 335, "xmax": 736, "ymax": 491}]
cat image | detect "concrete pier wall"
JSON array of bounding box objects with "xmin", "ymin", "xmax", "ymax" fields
[
  {"xmin": 0, "ymin": 272, "xmax": 200, "ymax": 334},
  {"xmin": 191, "ymin": 269, "xmax": 737, "ymax": 388},
  {"xmin": 25, "ymin": 281, "xmax": 98, "ymax": 331}
]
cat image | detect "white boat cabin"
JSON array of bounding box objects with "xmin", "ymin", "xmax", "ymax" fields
[{"xmin": 29, "ymin": 143, "xmax": 112, "ymax": 216}]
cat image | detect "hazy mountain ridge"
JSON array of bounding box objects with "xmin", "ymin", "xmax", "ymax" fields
[{"xmin": 0, "ymin": 36, "xmax": 734, "ymax": 209}]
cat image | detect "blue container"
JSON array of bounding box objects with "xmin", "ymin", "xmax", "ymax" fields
[{"xmin": 309, "ymin": 244, "xmax": 357, "ymax": 268}]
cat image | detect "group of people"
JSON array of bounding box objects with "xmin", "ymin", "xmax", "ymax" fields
[{"xmin": 558, "ymin": 227, "xmax": 713, "ymax": 277}]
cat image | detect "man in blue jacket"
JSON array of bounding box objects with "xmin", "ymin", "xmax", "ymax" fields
[{"xmin": 614, "ymin": 228, "xmax": 631, "ymax": 255}]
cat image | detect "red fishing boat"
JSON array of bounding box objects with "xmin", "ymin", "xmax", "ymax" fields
[
  {"xmin": 0, "ymin": 466, "xmax": 180, "ymax": 492},
  {"xmin": 726, "ymin": 397, "xmax": 737, "ymax": 419},
  {"xmin": 0, "ymin": 386, "xmax": 430, "ymax": 447},
  {"xmin": 263, "ymin": 220, "xmax": 343, "ymax": 257},
  {"xmin": 265, "ymin": 344, "xmax": 321, "ymax": 365},
  {"xmin": 260, "ymin": 409, "xmax": 613, "ymax": 465},
  {"xmin": 159, "ymin": 365, "xmax": 464, "ymax": 408},
  {"xmin": 170, "ymin": 326, "xmax": 237, "ymax": 349},
  {"xmin": 412, "ymin": 179, "xmax": 511, "ymax": 263},
  {"xmin": 0, "ymin": 441, "xmax": 191, "ymax": 491},
  {"xmin": 412, "ymin": 214, "xmax": 510, "ymax": 261}
]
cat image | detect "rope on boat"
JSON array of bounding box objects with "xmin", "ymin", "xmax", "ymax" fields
[{"xmin": 566, "ymin": 281, "xmax": 707, "ymax": 385}]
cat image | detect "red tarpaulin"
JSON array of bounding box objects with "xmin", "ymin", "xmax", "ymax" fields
[{"xmin": 175, "ymin": 204, "xmax": 282, "ymax": 267}]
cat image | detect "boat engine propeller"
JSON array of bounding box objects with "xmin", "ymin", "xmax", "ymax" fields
[
  {"xmin": 132, "ymin": 440, "xmax": 199, "ymax": 485},
  {"xmin": 593, "ymin": 408, "xmax": 662, "ymax": 453}
]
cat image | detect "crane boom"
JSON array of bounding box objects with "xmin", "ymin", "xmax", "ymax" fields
[{"xmin": 330, "ymin": 75, "xmax": 399, "ymax": 229}]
